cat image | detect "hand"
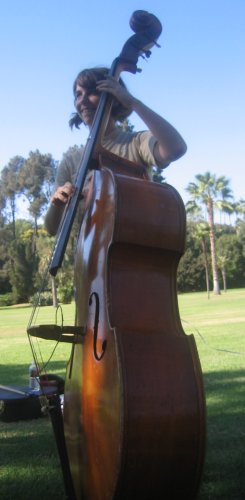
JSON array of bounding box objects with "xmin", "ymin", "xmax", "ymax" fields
[
  {"xmin": 51, "ymin": 182, "xmax": 74, "ymax": 206},
  {"xmin": 96, "ymin": 76, "xmax": 135, "ymax": 111}
]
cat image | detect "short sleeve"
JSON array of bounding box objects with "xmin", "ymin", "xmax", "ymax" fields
[
  {"xmin": 54, "ymin": 147, "xmax": 84, "ymax": 190},
  {"xmin": 136, "ymin": 131, "xmax": 166, "ymax": 168}
]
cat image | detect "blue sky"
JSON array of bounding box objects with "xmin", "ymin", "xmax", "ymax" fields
[{"xmin": 1, "ymin": 0, "xmax": 244, "ymax": 205}]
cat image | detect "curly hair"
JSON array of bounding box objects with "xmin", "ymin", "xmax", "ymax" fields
[{"xmin": 69, "ymin": 67, "xmax": 131, "ymax": 129}]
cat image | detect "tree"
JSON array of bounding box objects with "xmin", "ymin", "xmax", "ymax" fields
[
  {"xmin": 0, "ymin": 156, "xmax": 25, "ymax": 238},
  {"xmin": 152, "ymin": 165, "xmax": 166, "ymax": 184},
  {"xmin": 195, "ymin": 221, "xmax": 210, "ymax": 297},
  {"xmin": 216, "ymin": 232, "xmax": 245, "ymax": 289},
  {"xmin": 8, "ymin": 220, "xmax": 38, "ymax": 302},
  {"xmin": 236, "ymin": 220, "xmax": 245, "ymax": 258},
  {"xmin": 177, "ymin": 221, "xmax": 207, "ymax": 293},
  {"xmin": 0, "ymin": 223, "xmax": 13, "ymax": 294},
  {"xmin": 233, "ymin": 199, "xmax": 245, "ymax": 223},
  {"xmin": 116, "ymin": 118, "xmax": 134, "ymax": 132},
  {"xmin": 186, "ymin": 201, "xmax": 211, "ymax": 297},
  {"xmin": 186, "ymin": 172, "xmax": 233, "ymax": 295},
  {"xmin": 20, "ymin": 150, "xmax": 56, "ymax": 251}
]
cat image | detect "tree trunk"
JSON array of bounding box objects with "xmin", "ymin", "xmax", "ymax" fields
[
  {"xmin": 221, "ymin": 267, "xmax": 227, "ymax": 292},
  {"xmin": 10, "ymin": 195, "xmax": 16, "ymax": 239},
  {"xmin": 32, "ymin": 217, "xmax": 38, "ymax": 254},
  {"xmin": 207, "ymin": 198, "xmax": 220, "ymax": 294},
  {"xmin": 51, "ymin": 276, "xmax": 58, "ymax": 308},
  {"xmin": 201, "ymin": 239, "xmax": 210, "ymax": 299}
]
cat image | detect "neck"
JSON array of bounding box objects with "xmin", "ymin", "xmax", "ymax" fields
[
  {"xmin": 105, "ymin": 119, "xmax": 116, "ymax": 135},
  {"xmin": 88, "ymin": 117, "xmax": 116, "ymax": 135}
]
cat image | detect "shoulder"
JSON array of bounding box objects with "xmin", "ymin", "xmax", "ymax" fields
[
  {"xmin": 61, "ymin": 145, "xmax": 84, "ymax": 167},
  {"xmin": 105, "ymin": 128, "xmax": 151, "ymax": 144},
  {"xmin": 109, "ymin": 128, "xmax": 155, "ymax": 153},
  {"xmin": 56, "ymin": 146, "xmax": 84, "ymax": 186},
  {"xmin": 102, "ymin": 128, "xmax": 157, "ymax": 166}
]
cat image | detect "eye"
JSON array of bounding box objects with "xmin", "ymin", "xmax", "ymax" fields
[{"xmin": 75, "ymin": 91, "xmax": 82, "ymax": 101}]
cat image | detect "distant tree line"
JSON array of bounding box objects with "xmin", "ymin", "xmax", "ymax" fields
[{"xmin": 0, "ymin": 145, "xmax": 245, "ymax": 305}]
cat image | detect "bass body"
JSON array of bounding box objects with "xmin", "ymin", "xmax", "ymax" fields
[{"xmin": 64, "ymin": 157, "xmax": 206, "ymax": 499}]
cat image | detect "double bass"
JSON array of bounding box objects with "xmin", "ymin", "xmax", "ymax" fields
[{"xmin": 29, "ymin": 10, "xmax": 206, "ymax": 500}]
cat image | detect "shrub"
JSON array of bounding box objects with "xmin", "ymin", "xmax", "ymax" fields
[
  {"xmin": 30, "ymin": 291, "xmax": 53, "ymax": 306},
  {"xmin": 0, "ymin": 293, "xmax": 14, "ymax": 306}
]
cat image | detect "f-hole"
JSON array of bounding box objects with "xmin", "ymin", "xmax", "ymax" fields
[{"xmin": 89, "ymin": 292, "xmax": 107, "ymax": 361}]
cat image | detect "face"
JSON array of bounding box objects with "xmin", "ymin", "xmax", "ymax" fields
[{"xmin": 74, "ymin": 84, "xmax": 100, "ymax": 127}]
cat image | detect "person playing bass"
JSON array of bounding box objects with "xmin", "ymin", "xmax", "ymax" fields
[{"xmin": 45, "ymin": 66, "xmax": 187, "ymax": 236}]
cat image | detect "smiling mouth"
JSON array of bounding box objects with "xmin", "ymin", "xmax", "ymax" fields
[{"xmin": 81, "ymin": 107, "xmax": 95, "ymax": 114}]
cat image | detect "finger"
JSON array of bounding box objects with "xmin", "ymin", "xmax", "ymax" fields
[
  {"xmin": 63, "ymin": 182, "xmax": 74, "ymax": 194},
  {"xmin": 60, "ymin": 189, "xmax": 69, "ymax": 199},
  {"xmin": 51, "ymin": 188, "xmax": 71, "ymax": 205},
  {"xmin": 96, "ymin": 79, "xmax": 118, "ymax": 90},
  {"xmin": 51, "ymin": 193, "xmax": 68, "ymax": 206},
  {"xmin": 63, "ymin": 181, "xmax": 73, "ymax": 189}
]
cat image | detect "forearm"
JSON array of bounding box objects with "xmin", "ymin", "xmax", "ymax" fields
[
  {"xmin": 44, "ymin": 203, "xmax": 65, "ymax": 236},
  {"xmin": 131, "ymin": 98, "xmax": 187, "ymax": 164}
]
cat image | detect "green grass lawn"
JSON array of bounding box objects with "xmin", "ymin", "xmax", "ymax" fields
[
  {"xmin": 178, "ymin": 289, "xmax": 245, "ymax": 499},
  {"xmin": 0, "ymin": 289, "xmax": 245, "ymax": 499}
]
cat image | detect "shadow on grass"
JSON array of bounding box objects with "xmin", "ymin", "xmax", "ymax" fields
[
  {"xmin": 0, "ymin": 417, "xmax": 66, "ymax": 499},
  {"xmin": 1, "ymin": 362, "xmax": 244, "ymax": 499},
  {"xmin": 0, "ymin": 360, "xmax": 67, "ymax": 499},
  {"xmin": 198, "ymin": 369, "xmax": 245, "ymax": 499}
]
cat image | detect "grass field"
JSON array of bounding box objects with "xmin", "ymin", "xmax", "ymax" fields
[{"xmin": 0, "ymin": 289, "xmax": 244, "ymax": 499}]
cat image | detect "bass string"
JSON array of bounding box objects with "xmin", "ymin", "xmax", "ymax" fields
[{"xmin": 27, "ymin": 251, "xmax": 65, "ymax": 377}]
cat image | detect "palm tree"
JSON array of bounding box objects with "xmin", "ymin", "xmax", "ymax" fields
[
  {"xmin": 186, "ymin": 172, "xmax": 233, "ymax": 295},
  {"xmin": 233, "ymin": 199, "xmax": 245, "ymax": 223},
  {"xmin": 216, "ymin": 254, "xmax": 228, "ymax": 293},
  {"xmin": 186, "ymin": 201, "xmax": 210, "ymax": 298}
]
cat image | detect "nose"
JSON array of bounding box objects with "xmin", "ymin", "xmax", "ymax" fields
[
  {"xmin": 75, "ymin": 91, "xmax": 89, "ymax": 108},
  {"xmin": 80, "ymin": 92, "xmax": 88, "ymax": 104}
]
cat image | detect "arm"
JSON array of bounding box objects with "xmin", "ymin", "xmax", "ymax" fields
[
  {"xmin": 129, "ymin": 99, "xmax": 187, "ymax": 166},
  {"xmin": 44, "ymin": 176, "xmax": 92, "ymax": 236},
  {"xmin": 96, "ymin": 77, "xmax": 187, "ymax": 167},
  {"xmin": 44, "ymin": 182, "xmax": 73, "ymax": 236}
]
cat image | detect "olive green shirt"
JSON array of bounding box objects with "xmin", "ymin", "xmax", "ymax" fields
[
  {"xmin": 54, "ymin": 129, "xmax": 160, "ymax": 187},
  {"xmin": 45, "ymin": 129, "xmax": 162, "ymax": 235}
]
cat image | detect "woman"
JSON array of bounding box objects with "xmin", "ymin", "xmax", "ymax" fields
[{"xmin": 45, "ymin": 67, "xmax": 187, "ymax": 235}]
